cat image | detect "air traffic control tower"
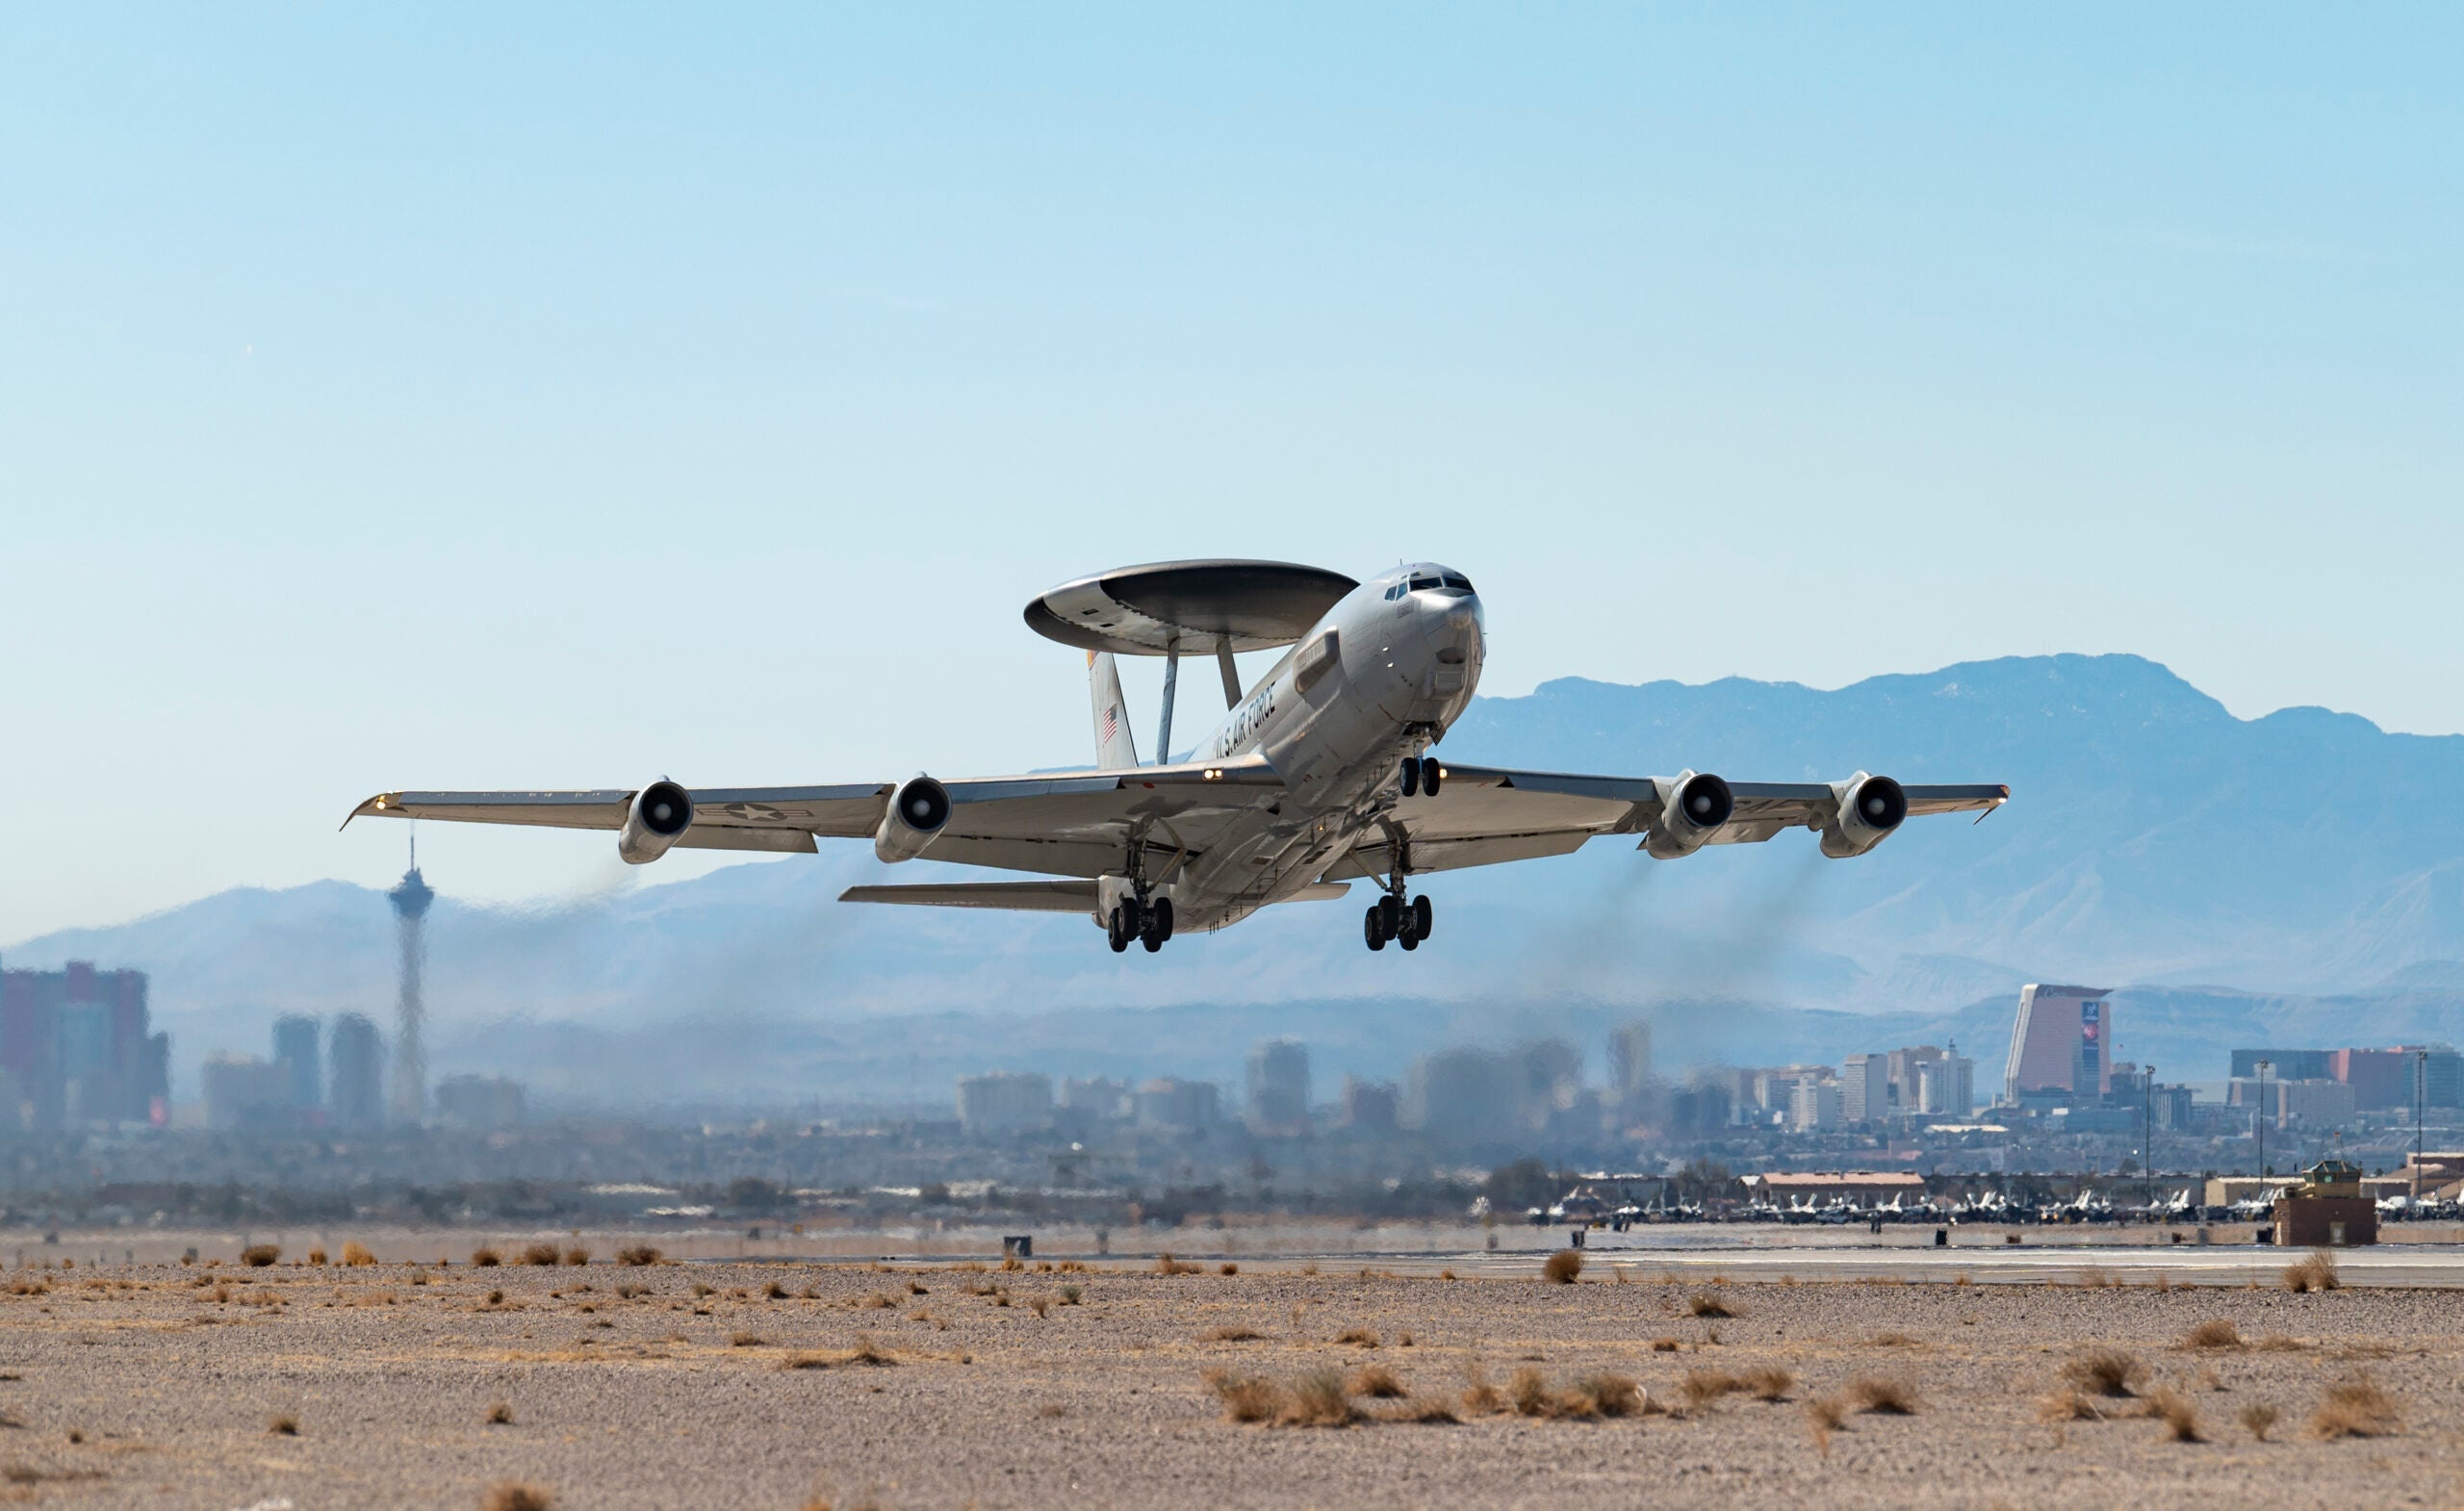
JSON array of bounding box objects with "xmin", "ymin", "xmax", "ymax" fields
[{"xmin": 388, "ymin": 840, "xmax": 435, "ymax": 1126}]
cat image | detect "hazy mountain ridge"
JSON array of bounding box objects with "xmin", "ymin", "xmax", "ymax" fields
[{"xmin": 10, "ymin": 652, "xmax": 2464, "ymax": 1101}]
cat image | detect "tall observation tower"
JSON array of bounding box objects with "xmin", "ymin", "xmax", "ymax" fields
[{"xmin": 387, "ymin": 833, "xmax": 435, "ymax": 1126}]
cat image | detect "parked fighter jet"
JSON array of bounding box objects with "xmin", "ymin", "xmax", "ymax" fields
[{"xmin": 348, "ymin": 560, "xmax": 2007, "ymax": 954}]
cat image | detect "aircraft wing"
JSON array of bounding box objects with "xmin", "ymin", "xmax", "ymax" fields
[
  {"xmin": 1322, "ymin": 762, "xmax": 2006, "ymax": 879},
  {"xmin": 345, "ymin": 756, "xmax": 1290, "ymax": 876}
]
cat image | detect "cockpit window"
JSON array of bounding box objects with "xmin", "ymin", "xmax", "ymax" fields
[
  {"xmin": 1442, "ymin": 573, "xmax": 1472, "ymax": 591},
  {"xmin": 1407, "ymin": 573, "xmax": 1441, "ymax": 591}
]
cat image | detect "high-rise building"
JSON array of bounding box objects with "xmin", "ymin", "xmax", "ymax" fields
[
  {"xmin": 2231, "ymin": 1049, "xmax": 2330, "ymax": 1082},
  {"xmin": 1245, "ymin": 1039, "xmax": 1311, "ymax": 1137},
  {"xmin": 1134, "ymin": 1078, "xmax": 1219, "ymax": 1133},
  {"xmin": 1609, "ymin": 1023, "xmax": 1653, "ymax": 1107},
  {"xmin": 201, "ymin": 1053, "xmax": 291, "ymax": 1130},
  {"xmin": 1789, "ymin": 1079, "xmax": 1841, "ymax": 1133},
  {"xmin": 956, "ymin": 1072, "xmax": 1053, "ymax": 1137},
  {"xmin": 2005, "ymin": 985, "xmax": 2113, "ymax": 1102},
  {"xmin": 0, "ymin": 960, "xmax": 167, "ymax": 1127},
  {"xmin": 1058, "ymin": 1077, "xmax": 1129, "ymax": 1118},
  {"xmin": 272, "ymin": 1015, "xmax": 322, "ymax": 1112},
  {"xmin": 1403, "ymin": 1048, "xmax": 1524, "ymax": 1144},
  {"xmin": 387, "ymin": 845, "xmax": 435, "ymax": 1127},
  {"xmin": 434, "ymin": 1073, "xmax": 526, "ymax": 1129},
  {"xmin": 1338, "ymin": 1076, "xmax": 1399, "ymax": 1133},
  {"xmin": 327, "ymin": 1012, "xmax": 385, "ymax": 1128},
  {"xmin": 1841, "ymin": 1054, "xmax": 1886, "ymax": 1123}
]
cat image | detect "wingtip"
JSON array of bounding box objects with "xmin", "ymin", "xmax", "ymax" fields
[{"xmin": 342, "ymin": 793, "xmax": 396, "ymax": 831}]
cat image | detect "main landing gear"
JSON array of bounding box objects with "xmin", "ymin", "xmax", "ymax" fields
[
  {"xmin": 1399, "ymin": 756, "xmax": 1443, "ymax": 798},
  {"xmin": 1362, "ymin": 891, "xmax": 1433, "ymax": 953},
  {"xmin": 1108, "ymin": 894, "xmax": 1175, "ymax": 954}
]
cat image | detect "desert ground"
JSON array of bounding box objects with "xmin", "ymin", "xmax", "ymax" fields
[{"xmin": 0, "ymin": 1242, "xmax": 2454, "ymax": 1510}]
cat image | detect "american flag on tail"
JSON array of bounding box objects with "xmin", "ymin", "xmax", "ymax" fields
[{"xmin": 1101, "ymin": 704, "xmax": 1118, "ymax": 743}]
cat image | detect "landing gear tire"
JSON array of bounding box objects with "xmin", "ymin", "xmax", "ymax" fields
[
  {"xmin": 1363, "ymin": 905, "xmax": 1386, "ymax": 952},
  {"xmin": 1422, "ymin": 761, "xmax": 1442, "ymax": 796},
  {"xmin": 1399, "ymin": 923, "xmax": 1420, "ymax": 951},
  {"xmin": 1377, "ymin": 893, "xmax": 1403, "ymax": 937},
  {"xmin": 1107, "ymin": 906, "xmax": 1131, "ymax": 953},
  {"xmin": 1140, "ymin": 896, "xmax": 1173, "ymax": 952},
  {"xmin": 1399, "ymin": 756, "xmax": 1421, "ymax": 798},
  {"xmin": 1411, "ymin": 894, "xmax": 1433, "ymax": 939}
]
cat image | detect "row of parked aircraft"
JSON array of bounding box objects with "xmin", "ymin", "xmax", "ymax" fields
[{"xmin": 1514, "ymin": 1184, "xmax": 2463, "ymax": 1229}]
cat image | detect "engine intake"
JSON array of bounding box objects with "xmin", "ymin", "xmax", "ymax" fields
[
  {"xmin": 874, "ymin": 775, "xmax": 952, "ymax": 862},
  {"xmin": 1821, "ymin": 772, "xmax": 1907, "ymax": 858},
  {"xmin": 1644, "ymin": 769, "xmax": 1733, "ymax": 858},
  {"xmin": 617, "ymin": 780, "xmax": 694, "ymax": 864}
]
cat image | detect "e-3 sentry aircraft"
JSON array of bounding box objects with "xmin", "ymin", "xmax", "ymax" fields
[{"xmin": 348, "ymin": 559, "xmax": 2007, "ymax": 955}]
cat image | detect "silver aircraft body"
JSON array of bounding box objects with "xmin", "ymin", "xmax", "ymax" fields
[{"xmin": 349, "ymin": 559, "xmax": 2008, "ymax": 954}]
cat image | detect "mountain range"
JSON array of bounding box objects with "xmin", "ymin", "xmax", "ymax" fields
[{"xmin": 8, "ymin": 653, "xmax": 2462, "ymax": 1108}]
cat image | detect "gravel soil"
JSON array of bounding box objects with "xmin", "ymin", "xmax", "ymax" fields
[{"xmin": 0, "ymin": 1252, "xmax": 2454, "ymax": 1509}]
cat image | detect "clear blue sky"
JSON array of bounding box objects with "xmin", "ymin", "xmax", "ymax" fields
[{"xmin": 5, "ymin": 6, "xmax": 2459, "ymax": 938}]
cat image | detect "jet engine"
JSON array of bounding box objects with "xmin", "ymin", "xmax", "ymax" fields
[
  {"xmin": 617, "ymin": 780, "xmax": 695, "ymax": 864},
  {"xmin": 1820, "ymin": 772, "xmax": 1907, "ymax": 858},
  {"xmin": 1643, "ymin": 769, "xmax": 1733, "ymax": 858},
  {"xmin": 874, "ymin": 775, "xmax": 953, "ymax": 862}
]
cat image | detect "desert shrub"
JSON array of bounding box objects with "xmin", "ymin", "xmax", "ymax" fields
[
  {"xmin": 1059, "ymin": 1285, "xmax": 1083, "ymax": 1305},
  {"xmin": 859, "ymin": 1293, "xmax": 897, "ymax": 1310},
  {"xmin": 730, "ymin": 1331, "xmax": 763, "ymax": 1347},
  {"xmin": 2283, "ymin": 1250, "xmax": 2341, "ymax": 1293},
  {"xmin": 486, "ymin": 1401, "xmax": 514, "ymax": 1425},
  {"xmin": 1202, "ymin": 1325, "xmax": 1262, "ymax": 1342},
  {"xmin": 1335, "ymin": 1327, "xmax": 1379, "ymax": 1347},
  {"xmin": 1738, "ymin": 1366, "xmax": 1795, "ymax": 1401},
  {"xmin": 342, "ymin": 1242, "xmax": 377, "ymax": 1267},
  {"xmin": 1650, "ymin": 1337, "xmax": 1681, "ymax": 1352},
  {"xmin": 1285, "ymin": 1369, "xmax": 1357, "ymax": 1427},
  {"xmin": 2064, "ymin": 1348, "xmax": 2145, "ymax": 1398},
  {"xmin": 1459, "ymin": 1365, "xmax": 1505, "ymax": 1416},
  {"xmin": 615, "ymin": 1245, "xmax": 661, "ymax": 1266},
  {"xmin": 2039, "ymin": 1389, "xmax": 2106, "ymax": 1422},
  {"xmin": 1348, "ymin": 1365, "xmax": 1406, "ymax": 1399},
  {"xmin": 562, "ymin": 1247, "xmax": 590, "ymax": 1268},
  {"xmin": 2184, "ymin": 1319, "xmax": 2243, "ymax": 1350},
  {"xmin": 1806, "ymin": 1394, "xmax": 1846, "ymax": 1452},
  {"xmin": 2256, "ymin": 1333, "xmax": 2304, "ymax": 1351},
  {"xmin": 1681, "ymin": 1370, "xmax": 1740, "ymax": 1410},
  {"xmin": 1541, "ymin": 1249, "xmax": 1583, "ymax": 1285},
  {"xmin": 1847, "ymin": 1375, "xmax": 1918, "ymax": 1415},
  {"xmin": 2239, "ymin": 1402, "xmax": 2280, "ymax": 1441},
  {"xmin": 1154, "ymin": 1253, "xmax": 1202, "ymax": 1276},
  {"xmin": 305, "ymin": 1248, "xmax": 328, "ymax": 1267},
  {"xmin": 1207, "ymin": 1370, "xmax": 1284, "ymax": 1423},
  {"xmin": 242, "ymin": 1245, "xmax": 279, "ymax": 1268},
  {"xmin": 2310, "ymin": 1375, "xmax": 2400, "ymax": 1439},
  {"xmin": 1571, "ymin": 1373, "xmax": 1643, "ymax": 1418},
  {"xmin": 1507, "ymin": 1367, "xmax": 1553, "ymax": 1417},
  {"xmin": 1375, "ymin": 1397, "xmax": 1460, "ymax": 1424},
  {"xmin": 763, "ymin": 1280, "xmax": 787, "ymax": 1299},
  {"xmin": 2145, "ymin": 1386, "xmax": 2204, "ymax": 1443},
  {"xmin": 482, "ymin": 1484, "xmax": 554, "ymax": 1511},
  {"xmin": 1219, "ymin": 1262, "xmax": 1239, "ymax": 1275},
  {"xmin": 267, "ymin": 1412, "xmax": 298, "ymax": 1436},
  {"xmin": 520, "ymin": 1244, "xmax": 560, "ymax": 1268},
  {"xmin": 1866, "ymin": 1331, "xmax": 1920, "ymax": 1348},
  {"xmin": 471, "ymin": 1247, "xmax": 501, "ymax": 1268},
  {"xmin": 1687, "ymin": 1293, "xmax": 1734, "ymax": 1319}
]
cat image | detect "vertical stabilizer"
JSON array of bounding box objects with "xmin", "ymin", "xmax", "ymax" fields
[{"xmin": 1090, "ymin": 652, "xmax": 1140, "ymax": 770}]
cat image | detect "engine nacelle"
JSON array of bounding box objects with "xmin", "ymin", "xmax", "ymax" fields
[
  {"xmin": 1820, "ymin": 772, "xmax": 1907, "ymax": 858},
  {"xmin": 1644, "ymin": 769, "xmax": 1733, "ymax": 858},
  {"xmin": 617, "ymin": 780, "xmax": 694, "ymax": 864},
  {"xmin": 874, "ymin": 775, "xmax": 952, "ymax": 862}
]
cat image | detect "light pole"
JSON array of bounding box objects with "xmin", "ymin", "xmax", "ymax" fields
[
  {"xmin": 2416, "ymin": 1049, "xmax": 2427, "ymax": 1208},
  {"xmin": 2143, "ymin": 1064, "xmax": 2155, "ymax": 1217},
  {"xmin": 2256, "ymin": 1058, "xmax": 2272, "ymax": 1181}
]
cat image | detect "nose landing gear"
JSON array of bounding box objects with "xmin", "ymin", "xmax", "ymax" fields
[
  {"xmin": 1399, "ymin": 756, "xmax": 1444, "ymax": 799},
  {"xmin": 1362, "ymin": 891, "xmax": 1433, "ymax": 953}
]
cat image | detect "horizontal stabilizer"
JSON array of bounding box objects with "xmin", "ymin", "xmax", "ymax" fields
[{"xmin": 838, "ymin": 881, "xmax": 1098, "ymax": 912}]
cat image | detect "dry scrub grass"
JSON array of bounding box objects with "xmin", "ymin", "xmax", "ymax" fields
[
  {"xmin": 520, "ymin": 1244, "xmax": 561, "ymax": 1268},
  {"xmin": 1846, "ymin": 1375, "xmax": 1918, "ymax": 1415},
  {"xmin": 2309, "ymin": 1375, "xmax": 2400, "ymax": 1439},
  {"xmin": 342, "ymin": 1242, "xmax": 376, "ymax": 1267},
  {"xmin": 1219, "ymin": 1263, "xmax": 1239, "ymax": 1275},
  {"xmin": 1686, "ymin": 1293, "xmax": 1735, "ymax": 1319},
  {"xmin": 472, "ymin": 1248, "xmax": 501, "ymax": 1268},
  {"xmin": 2063, "ymin": 1348, "xmax": 2146, "ymax": 1398},
  {"xmin": 483, "ymin": 1484, "xmax": 555, "ymax": 1511},
  {"xmin": 1335, "ymin": 1327, "xmax": 1379, "ymax": 1348},
  {"xmin": 1541, "ymin": 1249, "xmax": 1583, "ymax": 1284},
  {"xmin": 1153, "ymin": 1254, "xmax": 1203, "ymax": 1276},
  {"xmin": 2239, "ymin": 1402, "xmax": 2281, "ymax": 1441},
  {"xmin": 241, "ymin": 1245, "xmax": 279, "ymax": 1268},
  {"xmin": 266, "ymin": 1412, "xmax": 298, "ymax": 1436},
  {"xmin": 783, "ymin": 1336, "xmax": 896, "ymax": 1370},
  {"xmin": 615, "ymin": 1245, "xmax": 662, "ymax": 1266},
  {"xmin": 2183, "ymin": 1319, "xmax": 2244, "ymax": 1350},
  {"xmin": 1806, "ymin": 1394, "xmax": 1847, "ymax": 1452},
  {"xmin": 486, "ymin": 1402, "xmax": 514, "ymax": 1425},
  {"xmin": 2283, "ymin": 1250, "xmax": 2342, "ymax": 1293},
  {"xmin": 2256, "ymin": 1333, "xmax": 2305, "ymax": 1352},
  {"xmin": 1348, "ymin": 1365, "xmax": 1406, "ymax": 1399},
  {"xmin": 2144, "ymin": 1386, "xmax": 2204, "ymax": 1442},
  {"xmin": 2039, "ymin": 1389, "xmax": 2108, "ymax": 1423},
  {"xmin": 1201, "ymin": 1326, "xmax": 1264, "ymax": 1343}
]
